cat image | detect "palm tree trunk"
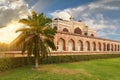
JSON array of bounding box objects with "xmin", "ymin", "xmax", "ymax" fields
[
  {"xmin": 34, "ymin": 35, "xmax": 39, "ymax": 69},
  {"xmin": 35, "ymin": 54, "xmax": 39, "ymax": 69}
]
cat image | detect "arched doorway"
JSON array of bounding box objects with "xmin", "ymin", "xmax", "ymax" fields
[
  {"xmin": 103, "ymin": 43, "xmax": 106, "ymax": 51},
  {"xmin": 92, "ymin": 42, "xmax": 96, "ymax": 51},
  {"xmin": 57, "ymin": 38, "xmax": 65, "ymax": 51},
  {"xmin": 115, "ymin": 44, "xmax": 117, "ymax": 51},
  {"xmin": 77, "ymin": 40, "xmax": 83, "ymax": 51},
  {"xmin": 85, "ymin": 41, "xmax": 90, "ymax": 51},
  {"xmin": 118, "ymin": 45, "xmax": 120, "ymax": 51},
  {"xmin": 117, "ymin": 45, "xmax": 119, "ymax": 51},
  {"xmin": 98, "ymin": 42, "xmax": 101, "ymax": 51},
  {"xmin": 107, "ymin": 43, "xmax": 110, "ymax": 51},
  {"xmin": 111, "ymin": 44, "xmax": 113, "ymax": 51},
  {"xmin": 74, "ymin": 27, "xmax": 82, "ymax": 34},
  {"xmin": 68, "ymin": 39, "xmax": 75, "ymax": 51}
]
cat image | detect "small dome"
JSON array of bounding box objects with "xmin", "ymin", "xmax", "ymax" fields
[{"xmin": 53, "ymin": 12, "xmax": 71, "ymax": 21}]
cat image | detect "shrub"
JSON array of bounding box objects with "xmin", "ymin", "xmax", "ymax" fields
[
  {"xmin": 0, "ymin": 53, "xmax": 120, "ymax": 72},
  {"xmin": 0, "ymin": 57, "xmax": 34, "ymax": 72}
]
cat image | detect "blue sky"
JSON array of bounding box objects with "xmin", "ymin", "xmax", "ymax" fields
[
  {"xmin": 27, "ymin": 0, "xmax": 96, "ymax": 17},
  {"xmin": 0, "ymin": 0, "xmax": 120, "ymax": 43}
]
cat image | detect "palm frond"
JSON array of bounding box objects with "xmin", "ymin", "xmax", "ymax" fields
[{"xmin": 15, "ymin": 11, "xmax": 56, "ymax": 68}]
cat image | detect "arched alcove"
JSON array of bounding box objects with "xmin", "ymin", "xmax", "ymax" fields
[
  {"xmin": 85, "ymin": 41, "xmax": 90, "ymax": 51},
  {"xmin": 107, "ymin": 43, "xmax": 110, "ymax": 51},
  {"xmin": 68, "ymin": 39, "xmax": 75, "ymax": 51},
  {"xmin": 77, "ymin": 40, "xmax": 83, "ymax": 51},
  {"xmin": 74, "ymin": 27, "xmax": 82, "ymax": 34},
  {"xmin": 98, "ymin": 42, "xmax": 101, "ymax": 51},
  {"xmin": 92, "ymin": 42, "xmax": 96, "ymax": 51},
  {"xmin": 63, "ymin": 28, "xmax": 69, "ymax": 32},
  {"xmin": 57, "ymin": 38, "xmax": 65, "ymax": 51}
]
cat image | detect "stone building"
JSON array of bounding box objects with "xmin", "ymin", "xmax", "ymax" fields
[{"xmin": 51, "ymin": 12, "xmax": 120, "ymax": 52}]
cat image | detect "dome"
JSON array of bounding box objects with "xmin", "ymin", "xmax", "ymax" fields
[{"xmin": 53, "ymin": 12, "xmax": 71, "ymax": 21}]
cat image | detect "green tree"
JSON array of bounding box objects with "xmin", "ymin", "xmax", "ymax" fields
[{"xmin": 16, "ymin": 11, "xmax": 56, "ymax": 69}]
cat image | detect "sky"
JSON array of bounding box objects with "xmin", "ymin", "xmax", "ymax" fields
[{"xmin": 0, "ymin": 0, "xmax": 120, "ymax": 44}]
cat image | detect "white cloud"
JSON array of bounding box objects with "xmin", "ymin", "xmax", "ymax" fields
[
  {"xmin": 0, "ymin": 0, "xmax": 29, "ymax": 43},
  {"xmin": 0, "ymin": 0, "xmax": 29, "ymax": 28}
]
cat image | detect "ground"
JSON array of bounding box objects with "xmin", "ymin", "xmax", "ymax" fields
[{"xmin": 0, "ymin": 58, "xmax": 120, "ymax": 80}]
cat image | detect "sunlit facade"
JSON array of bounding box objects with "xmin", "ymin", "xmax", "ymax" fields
[
  {"xmin": 52, "ymin": 17, "xmax": 120, "ymax": 52},
  {"xmin": 10, "ymin": 14, "xmax": 120, "ymax": 52}
]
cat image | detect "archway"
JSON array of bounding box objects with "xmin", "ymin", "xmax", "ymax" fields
[
  {"xmin": 103, "ymin": 43, "xmax": 106, "ymax": 51},
  {"xmin": 115, "ymin": 44, "xmax": 117, "ymax": 51},
  {"xmin": 117, "ymin": 45, "xmax": 119, "ymax": 51},
  {"xmin": 68, "ymin": 39, "xmax": 75, "ymax": 51},
  {"xmin": 98, "ymin": 42, "xmax": 101, "ymax": 51},
  {"xmin": 85, "ymin": 41, "xmax": 90, "ymax": 51},
  {"xmin": 54, "ymin": 26, "xmax": 57, "ymax": 30},
  {"xmin": 77, "ymin": 40, "xmax": 83, "ymax": 51},
  {"xmin": 92, "ymin": 42, "xmax": 96, "ymax": 51},
  {"xmin": 74, "ymin": 27, "xmax": 82, "ymax": 34},
  {"xmin": 91, "ymin": 34, "xmax": 94, "ymax": 37},
  {"xmin": 57, "ymin": 38, "xmax": 65, "ymax": 51},
  {"xmin": 118, "ymin": 45, "xmax": 120, "ymax": 51},
  {"xmin": 63, "ymin": 28, "xmax": 69, "ymax": 32},
  {"xmin": 111, "ymin": 44, "xmax": 113, "ymax": 51},
  {"xmin": 107, "ymin": 43, "xmax": 110, "ymax": 51}
]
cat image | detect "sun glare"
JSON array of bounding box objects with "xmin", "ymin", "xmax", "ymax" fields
[{"xmin": 0, "ymin": 22, "xmax": 22, "ymax": 44}]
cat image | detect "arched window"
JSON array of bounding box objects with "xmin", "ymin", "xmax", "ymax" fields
[
  {"xmin": 63, "ymin": 28, "xmax": 69, "ymax": 32},
  {"xmin": 57, "ymin": 38, "xmax": 65, "ymax": 51},
  {"xmin": 84, "ymin": 33, "xmax": 88, "ymax": 36},
  {"xmin": 91, "ymin": 34, "xmax": 94, "ymax": 37},
  {"xmin": 77, "ymin": 40, "xmax": 83, "ymax": 51},
  {"xmin": 85, "ymin": 41, "xmax": 90, "ymax": 51},
  {"xmin": 74, "ymin": 27, "xmax": 82, "ymax": 34},
  {"xmin": 54, "ymin": 26, "xmax": 57, "ymax": 30},
  {"xmin": 68, "ymin": 39, "xmax": 75, "ymax": 51}
]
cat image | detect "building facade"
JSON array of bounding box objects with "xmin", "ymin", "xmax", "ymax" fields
[
  {"xmin": 52, "ymin": 17, "xmax": 120, "ymax": 52},
  {"xmin": 10, "ymin": 12, "xmax": 120, "ymax": 52}
]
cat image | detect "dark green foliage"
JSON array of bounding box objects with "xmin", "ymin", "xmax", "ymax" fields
[
  {"xmin": 0, "ymin": 57, "xmax": 34, "ymax": 72},
  {"xmin": 16, "ymin": 11, "xmax": 56, "ymax": 68},
  {"xmin": 0, "ymin": 54, "xmax": 120, "ymax": 72},
  {"xmin": 41, "ymin": 54, "xmax": 120, "ymax": 64}
]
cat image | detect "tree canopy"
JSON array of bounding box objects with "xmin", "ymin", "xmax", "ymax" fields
[{"xmin": 16, "ymin": 11, "xmax": 56, "ymax": 68}]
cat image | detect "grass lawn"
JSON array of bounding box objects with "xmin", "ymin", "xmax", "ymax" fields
[{"xmin": 0, "ymin": 58, "xmax": 120, "ymax": 80}]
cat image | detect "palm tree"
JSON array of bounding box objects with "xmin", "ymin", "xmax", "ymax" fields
[{"xmin": 16, "ymin": 11, "xmax": 56, "ymax": 69}]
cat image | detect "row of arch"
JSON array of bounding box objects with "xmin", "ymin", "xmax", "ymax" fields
[
  {"xmin": 54, "ymin": 27, "xmax": 94, "ymax": 36},
  {"xmin": 57, "ymin": 38, "xmax": 120, "ymax": 52}
]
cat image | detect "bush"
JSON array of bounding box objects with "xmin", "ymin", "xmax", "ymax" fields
[
  {"xmin": 0, "ymin": 57, "xmax": 34, "ymax": 72},
  {"xmin": 41, "ymin": 53, "xmax": 120, "ymax": 64},
  {"xmin": 0, "ymin": 53, "xmax": 120, "ymax": 72}
]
